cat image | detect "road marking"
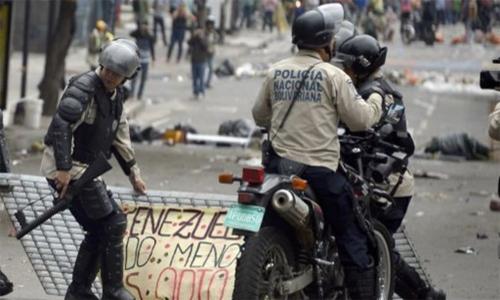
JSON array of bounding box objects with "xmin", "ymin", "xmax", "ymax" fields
[{"xmin": 413, "ymin": 96, "xmax": 437, "ymax": 137}]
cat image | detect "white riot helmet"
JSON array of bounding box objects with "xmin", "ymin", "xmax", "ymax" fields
[{"xmin": 98, "ymin": 39, "xmax": 140, "ymax": 79}]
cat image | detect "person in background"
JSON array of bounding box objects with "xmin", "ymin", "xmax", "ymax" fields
[
  {"xmin": 153, "ymin": 0, "xmax": 168, "ymax": 46},
  {"xmin": 132, "ymin": 0, "xmax": 150, "ymax": 27},
  {"xmin": 86, "ymin": 20, "xmax": 114, "ymax": 70},
  {"xmin": 261, "ymin": 0, "xmax": 278, "ymax": 32},
  {"xmin": 205, "ymin": 16, "xmax": 218, "ymax": 89},
  {"xmin": 188, "ymin": 27, "xmax": 209, "ymax": 99},
  {"xmin": 240, "ymin": 0, "xmax": 255, "ymax": 29},
  {"xmin": 167, "ymin": 3, "xmax": 192, "ymax": 63},
  {"xmin": 130, "ymin": 21, "xmax": 156, "ymax": 100}
]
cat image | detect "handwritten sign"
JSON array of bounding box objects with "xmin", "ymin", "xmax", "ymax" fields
[{"xmin": 122, "ymin": 204, "xmax": 244, "ymax": 300}]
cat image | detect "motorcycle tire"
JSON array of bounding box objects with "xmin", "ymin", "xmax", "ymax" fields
[
  {"xmin": 373, "ymin": 220, "xmax": 395, "ymax": 300},
  {"xmin": 232, "ymin": 226, "xmax": 298, "ymax": 300}
]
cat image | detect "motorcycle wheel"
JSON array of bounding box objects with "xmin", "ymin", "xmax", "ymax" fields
[
  {"xmin": 232, "ymin": 226, "xmax": 298, "ymax": 300},
  {"xmin": 373, "ymin": 220, "xmax": 394, "ymax": 300}
]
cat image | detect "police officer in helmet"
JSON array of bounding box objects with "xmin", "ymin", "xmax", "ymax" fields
[
  {"xmin": 335, "ymin": 33, "xmax": 446, "ymax": 300},
  {"xmin": 252, "ymin": 4, "xmax": 385, "ymax": 299},
  {"xmin": 41, "ymin": 39, "xmax": 147, "ymax": 300}
]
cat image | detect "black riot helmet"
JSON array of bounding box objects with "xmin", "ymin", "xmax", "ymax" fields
[
  {"xmin": 292, "ymin": 3, "xmax": 344, "ymax": 49},
  {"xmin": 335, "ymin": 34, "xmax": 387, "ymax": 78}
]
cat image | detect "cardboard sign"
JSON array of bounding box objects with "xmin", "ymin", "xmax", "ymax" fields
[{"xmin": 122, "ymin": 204, "xmax": 244, "ymax": 300}]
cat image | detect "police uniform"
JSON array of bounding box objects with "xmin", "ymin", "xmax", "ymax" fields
[
  {"xmin": 488, "ymin": 102, "xmax": 500, "ymax": 141},
  {"xmin": 253, "ymin": 49, "xmax": 383, "ymax": 271},
  {"xmin": 41, "ymin": 69, "xmax": 138, "ymax": 300},
  {"xmin": 356, "ymin": 70, "xmax": 415, "ymax": 234}
]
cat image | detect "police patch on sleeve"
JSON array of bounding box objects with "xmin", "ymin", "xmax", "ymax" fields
[{"xmin": 346, "ymin": 78, "xmax": 363, "ymax": 101}]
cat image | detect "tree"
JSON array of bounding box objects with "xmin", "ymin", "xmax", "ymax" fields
[{"xmin": 38, "ymin": 0, "xmax": 76, "ymax": 116}]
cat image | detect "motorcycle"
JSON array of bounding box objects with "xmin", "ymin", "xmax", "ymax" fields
[{"xmin": 219, "ymin": 125, "xmax": 406, "ymax": 299}]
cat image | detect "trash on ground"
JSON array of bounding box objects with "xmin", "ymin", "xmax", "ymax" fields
[
  {"xmin": 455, "ymin": 246, "xmax": 478, "ymax": 255},
  {"xmin": 30, "ymin": 140, "xmax": 45, "ymax": 153},
  {"xmin": 415, "ymin": 211, "xmax": 424, "ymax": 217},
  {"xmin": 413, "ymin": 170, "xmax": 449, "ymax": 180},
  {"xmin": 141, "ymin": 126, "xmax": 163, "ymax": 143},
  {"xmin": 476, "ymin": 233, "xmax": 489, "ymax": 240},
  {"xmin": 490, "ymin": 199, "xmax": 500, "ymax": 212},
  {"xmin": 218, "ymin": 119, "xmax": 255, "ymax": 138},
  {"xmin": 424, "ymin": 133, "xmax": 489, "ymax": 161},
  {"xmin": 186, "ymin": 133, "xmax": 251, "ymax": 148},
  {"xmin": 235, "ymin": 63, "xmax": 269, "ymax": 79},
  {"xmin": 215, "ymin": 59, "xmax": 235, "ymax": 77},
  {"xmin": 129, "ymin": 124, "xmax": 144, "ymax": 143}
]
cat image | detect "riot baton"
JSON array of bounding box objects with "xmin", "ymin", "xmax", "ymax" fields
[{"xmin": 15, "ymin": 152, "xmax": 112, "ymax": 239}]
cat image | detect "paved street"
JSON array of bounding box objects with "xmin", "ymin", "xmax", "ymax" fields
[{"xmin": 0, "ymin": 19, "xmax": 499, "ymax": 300}]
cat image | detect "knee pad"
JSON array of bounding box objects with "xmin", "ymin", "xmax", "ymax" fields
[
  {"xmin": 80, "ymin": 181, "xmax": 114, "ymax": 220},
  {"xmin": 101, "ymin": 212, "xmax": 127, "ymax": 245}
]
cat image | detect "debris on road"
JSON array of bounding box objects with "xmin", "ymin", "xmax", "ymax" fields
[
  {"xmin": 476, "ymin": 233, "xmax": 488, "ymax": 240},
  {"xmin": 218, "ymin": 119, "xmax": 255, "ymax": 138},
  {"xmin": 455, "ymin": 246, "xmax": 478, "ymax": 255},
  {"xmin": 30, "ymin": 141, "xmax": 45, "ymax": 153},
  {"xmin": 413, "ymin": 170, "xmax": 449, "ymax": 180},
  {"xmin": 424, "ymin": 133, "xmax": 490, "ymax": 161},
  {"xmin": 235, "ymin": 62, "xmax": 269, "ymax": 79},
  {"xmin": 490, "ymin": 199, "xmax": 500, "ymax": 212},
  {"xmin": 416, "ymin": 211, "xmax": 425, "ymax": 217},
  {"xmin": 215, "ymin": 59, "xmax": 235, "ymax": 77}
]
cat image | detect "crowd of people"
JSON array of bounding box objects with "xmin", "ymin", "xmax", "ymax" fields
[{"xmin": 85, "ymin": 0, "xmax": 499, "ymax": 101}]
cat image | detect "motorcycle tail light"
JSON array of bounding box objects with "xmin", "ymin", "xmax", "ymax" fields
[
  {"xmin": 219, "ymin": 172, "xmax": 235, "ymax": 184},
  {"xmin": 242, "ymin": 167, "xmax": 265, "ymax": 185},
  {"xmin": 238, "ymin": 192, "xmax": 255, "ymax": 204},
  {"xmin": 291, "ymin": 176, "xmax": 308, "ymax": 191}
]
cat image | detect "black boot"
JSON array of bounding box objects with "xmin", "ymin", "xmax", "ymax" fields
[
  {"xmin": 395, "ymin": 258, "xmax": 446, "ymax": 300},
  {"xmin": 100, "ymin": 215, "xmax": 135, "ymax": 300},
  {"xmin": 344, "ymin": 265, "xmax": 376, "ymax": 300},
  {"xmin": 0, "ymin": 269, "xmax": 13, "ymax": 296},
  {"xmin": 65, "ymin": 237, "xmax": 100, "ymax": 300}
]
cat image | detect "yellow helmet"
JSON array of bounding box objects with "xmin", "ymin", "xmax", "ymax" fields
[{"xmin": 96, "ymin": 20, "xmax": 107, "ymax": 31}]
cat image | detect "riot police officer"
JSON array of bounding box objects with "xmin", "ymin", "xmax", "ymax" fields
[
  {"xmin": 41, "ymin": 39, "xmax": 147, "ymax": 300},
  {"xmin": 252, "ymin": 4, "xmax": 384, "ymax": 299},
  {"xmin": 335, "ymin": 33, "xmax": 446, "ymax": 300}
]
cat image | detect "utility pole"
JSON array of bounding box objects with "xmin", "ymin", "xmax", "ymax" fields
[{"xmin": 20, "ymin": 0, "xmax": 31, "ymax": 99}]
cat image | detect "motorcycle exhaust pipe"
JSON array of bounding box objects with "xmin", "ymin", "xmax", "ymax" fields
[{"xmin": 272, "ymin": 189, "xmax": 310, "ymax": 230}]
